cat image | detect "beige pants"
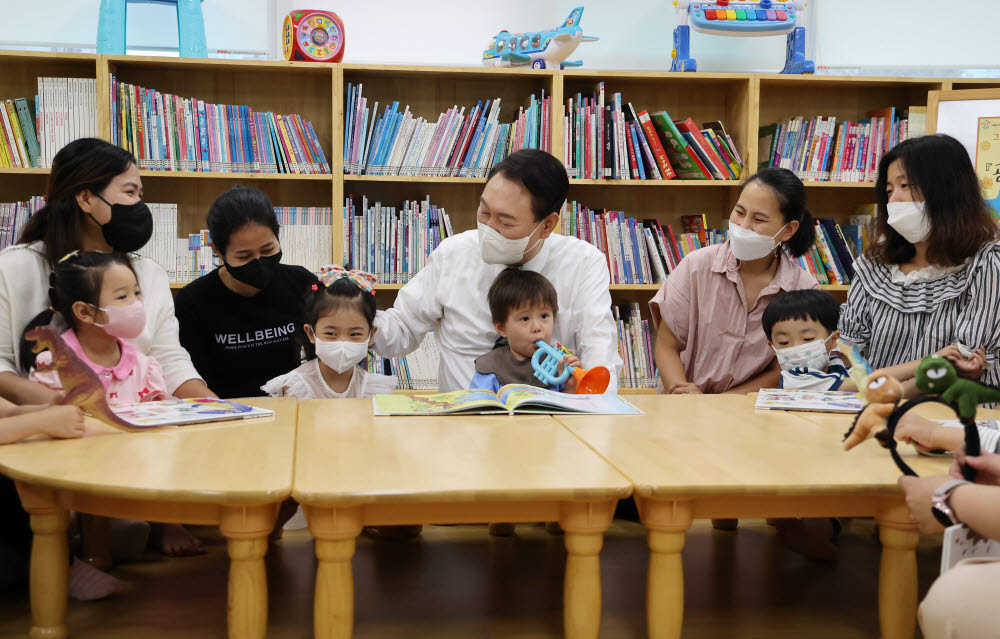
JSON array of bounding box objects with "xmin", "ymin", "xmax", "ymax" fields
[{"xmin": 919, "ymin": 557, "xmax": 1000, "ymax": 639}]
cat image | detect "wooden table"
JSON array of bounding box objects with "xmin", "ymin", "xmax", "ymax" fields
[
  {"xmin": 293, "ymin": 399, "xmax": 633, "ymax": 639},
  {"xmin": 0, "ymin": 397, "xmax": 297, "ymax": 639},
  {"xmin": 555, "ymin": 394, "xmax": 956, "ymax": 639}
]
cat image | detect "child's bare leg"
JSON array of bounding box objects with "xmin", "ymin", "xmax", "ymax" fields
[{"xmin": 149, "ymin": 523, "xmax": 205, "ymax": 556}]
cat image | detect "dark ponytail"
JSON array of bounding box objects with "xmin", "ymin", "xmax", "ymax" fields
[
  {"xmin": 742, "ymin": 167, "xmax": 816, "ymax": 258},
  {"xmin": 17, "ymin": 138, "xmax": 136, "ymax": 268},
  {"xmin": 18, "ymin": 251, "xmax": 135, "ymax": 372}
]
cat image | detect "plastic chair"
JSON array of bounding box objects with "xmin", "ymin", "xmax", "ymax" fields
[{"xmin": 97, "ymin": 0, "xmax": 208, "ymax": 58}]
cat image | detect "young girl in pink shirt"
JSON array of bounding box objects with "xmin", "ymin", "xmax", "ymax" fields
[{"xmin": 20, "ymin": 250, "xmax": 168, "ymax": 404}]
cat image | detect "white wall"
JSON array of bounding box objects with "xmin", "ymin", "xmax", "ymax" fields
[{"xmin": 1, "ymin": 0, "xmax": 998, "ymax": 73}]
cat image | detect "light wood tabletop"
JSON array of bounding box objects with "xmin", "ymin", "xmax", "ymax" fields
[
  {"xmin": 554, "ymin": 393, "xmax": 953, "ymax": 639},
  {"xmin": 0, "ymin": 397, "xmax": 297, "ymax": 639},
  {"xmin": 294, "ymin": 398, "xmax": 632, "ymax": 639}
]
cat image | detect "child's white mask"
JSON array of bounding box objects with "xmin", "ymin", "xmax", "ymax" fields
[
  {"xmin": 315, "ymin": 335, "xmax": 370, "ymax": 374},
  {"xmin": 773, "ymin": 334, "xmax": 833, "ymax": 372}
]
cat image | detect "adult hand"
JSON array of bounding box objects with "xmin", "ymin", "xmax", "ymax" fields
[
  {"xmin": 951, "ymin": 445, "xmax": 1000, "ymax": 486},
  {"xmin": 898, "ymin": 474, "xmax": 953, "ymax": 534},
  {"xmin": 42, "ymin": 405, "xmax": 86, "ymax": 439},
  {"xmin": 669, "ymin": 382, "xmax": 702, "ymax": 394},
  {"xmin": 951, "ymin": 346, "xmax": 987, "ymax": 379}
]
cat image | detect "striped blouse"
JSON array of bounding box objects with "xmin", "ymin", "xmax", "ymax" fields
[{"xmin": 839, "ymin": 243, "xmax": 1000, "ymax": 388}]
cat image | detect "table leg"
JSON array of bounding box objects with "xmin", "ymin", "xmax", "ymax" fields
[
  {"xmin": 17, "ymin": 484, "xmax": 69, "ymax": 639},
  {"xmin": 877, "ymin": 500, "xmax": 920, "ymax": 639},
  {"xmin": 219, "ymin": 504, "xmax": 278, "ymax": 639},
  {"xmin": 638, "ymin": 497, "xmax": 694, "ymax": 639},
  {"xmin": 304, "ymin": 505, "xmax": 363, "ymax": 639},
  {"xmin": 560, "ymin": 500, "xmax": 615, "ymax": 639}
]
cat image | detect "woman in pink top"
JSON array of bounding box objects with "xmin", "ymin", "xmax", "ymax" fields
[
  {"xmin": 21, "ymin": 251, "xmax": 168, "ymax": 404},
  {"xmin": 650, "ymin": 168, "xmax": 820, "ymax": 394}
]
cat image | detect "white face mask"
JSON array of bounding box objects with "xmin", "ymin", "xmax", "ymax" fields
[
  {"xmin": 478, "ymin": 221, "xmax": 544, "ymax": 265},
  {"xmin": 728, "ymin": 221, "xmax": 787, "ymax": 261},
  {"xmin": 773, "ymin": 334, "xmax": 833, "ymax": 372},
  {"xmin": 314, "ymin": 335, "xmax": 370, "ymax": 374},
  {"xmin": 886, "ymin": 200, "xmax": 931, "ymax": 244}
]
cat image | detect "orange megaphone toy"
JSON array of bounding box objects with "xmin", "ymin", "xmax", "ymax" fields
[{"xmin": 531, "ymin": 340, "xmax": 611, "ymax": 394}]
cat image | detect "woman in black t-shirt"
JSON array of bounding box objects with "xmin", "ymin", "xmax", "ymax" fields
[{"xmin": 175, "ymin": 186, "xmax": 317, "ymax": 398}]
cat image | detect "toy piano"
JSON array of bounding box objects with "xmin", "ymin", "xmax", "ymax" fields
[{"xmin": 670, "ymin": 0, "xmax": 814, "ymax": 74}]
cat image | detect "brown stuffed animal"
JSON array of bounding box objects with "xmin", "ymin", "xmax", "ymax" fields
[{"xmin": 842, "ymin": 370, "xmax": 902, "ymax": 450}]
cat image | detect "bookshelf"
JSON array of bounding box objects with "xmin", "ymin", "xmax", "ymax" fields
[{"xmin": 3, "ymin": 50, "xmax": 989, "ymax": 388}]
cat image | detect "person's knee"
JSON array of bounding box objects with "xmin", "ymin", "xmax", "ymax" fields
[{"xmin": 920, "ymin": 559, "xmax": 1000, "ymax": 639}]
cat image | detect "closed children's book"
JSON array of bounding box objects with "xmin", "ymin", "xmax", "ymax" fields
[
  {"xmin": 754, "ymin": 389, "xmax": 862, "ymax": 413},
  {"xmin": 110, "ymin": 398, "xmax": 275, "ymax": 428},
  {"xmin": 373, "ymin": 384, "xmax": 643, "ymax": 416}
]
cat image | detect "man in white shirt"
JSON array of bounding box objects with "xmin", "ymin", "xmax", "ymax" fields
[{"xmin": 374, "ymin": 149, "xmax": 622, "ymax": 392}]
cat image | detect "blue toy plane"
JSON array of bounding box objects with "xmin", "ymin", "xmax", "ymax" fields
[{"xmin": 482, "ymin": 7, "xmax": 599, "ymax": 70}]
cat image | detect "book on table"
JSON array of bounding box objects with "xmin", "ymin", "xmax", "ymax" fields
[
  {"xmin": 110, "ymin": 398, "xmax": 275, "ymax": 428},
  {"xmin": 373, "ymin": 384, "xmax": 643, "ymax": 416},
  {"xmin": 754, "ymin": 388, "xmax": 862, "ymax": 413}
]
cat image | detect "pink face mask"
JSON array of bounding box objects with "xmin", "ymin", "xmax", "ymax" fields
[{"xmin": 91, "ymin": 300, "xmax": 146, "ymax": 339}]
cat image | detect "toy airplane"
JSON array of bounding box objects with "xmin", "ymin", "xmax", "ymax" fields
[{"xmin": 482, "ymin": 7, "xmax": 599, "ymax": 70}]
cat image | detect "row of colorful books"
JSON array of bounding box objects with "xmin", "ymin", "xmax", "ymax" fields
[
  {"xmin": 615, "ymin": 302, "xmax": 658, "ymax": 389},
  {"xmin": 759, "ymin": 106, "xmax": 927, "ymax": 182},
  {"xmin": 787, "ymin": 212, "xmax": 872, "ymax": 286},
  {"xmin": 343, "ymin": 84, "xmax": 551, "ymax": 177},
  {"xmin": 0, "ymin": 196, "xmax": 46, "ymax": 250},
  {"xmin": 343, "ymin": 195, "xmax": 454, "ymax": 284},
  {"xmin": 563, "ymin": 85, "xmax": 743, "ymax": 181},
  {"xmin": 110, "ymin": 75, "xmax": 330, "ymax": 174},
  {"xmin": 366, "ymin": 331, "xmax": 440, "ymax": 391},
  {"xmin": 560, "ymin": 203, "xmax": 727, "ymax": 284},
  {"xmin": 0, "ymin": 78, "xmax": 97, "ymax": 169},
  {"xmin": 136, "ymin": 205, "xmax": 333, "ymax": 282}
]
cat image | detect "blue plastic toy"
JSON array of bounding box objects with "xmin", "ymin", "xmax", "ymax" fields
[
  {"xmin": 530, "ymin": 340, "xmax": 610, "ymax": 394},
  {"xmin": 670, "ymin": 0, "xmax": 813, "ymax": 74},
  {"xmin": 482, "ymin": 7, "xmax": 599, "ymax": 70},
  {"xmin": 97, "ymin": 0, "xmax": 208, "ymax": 58}
]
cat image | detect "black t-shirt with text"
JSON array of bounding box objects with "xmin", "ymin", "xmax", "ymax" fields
[{"xmin": 174, "ymin": 264, "xmax": 318, "ymax": 399}]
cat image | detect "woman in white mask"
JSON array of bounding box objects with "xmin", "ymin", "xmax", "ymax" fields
[
  {"xmin": 650, "ymin": 168, "xmax": 820, "ymax": 395},
  {"xmin": 839, "ymin": 134, "xmax": 1000, "ymax": 397},
  {"xmin": 261, "ymin": 265, "xmax": 396, "ymax": 400}
]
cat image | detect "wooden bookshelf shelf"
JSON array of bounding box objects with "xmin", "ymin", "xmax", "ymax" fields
[
  {"xmin": 5, "ymin": 51, "xmax": 979, "ymax": 323},
  {"xmin": 0, "ymin": 168, "xmax": 50, "ymax": 176}
]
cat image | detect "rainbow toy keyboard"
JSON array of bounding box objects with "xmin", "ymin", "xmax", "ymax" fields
[
  {"xmin": 690, "ymin": 1, "xmax": 798, "ymax": 35},
  {"xmin": 670, "ymin": 0, "xmax": 812, "ymax": 74}
]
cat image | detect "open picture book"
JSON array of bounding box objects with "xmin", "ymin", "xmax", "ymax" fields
[
  {"xmin": 109, "ymin": 398, "xmax": 275, "ymax": 428},
  {"xmin": 754, "ymin": 388, "xmax": 862, "ymax": 413},
  {"xmin": 373, "ymin": 384, "xmax": 643, "ymax": 416}
]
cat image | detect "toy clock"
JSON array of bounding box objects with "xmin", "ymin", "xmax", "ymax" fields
[{"xmin": 282, "ymin": 10, "xmax": 345, "ymax": 63}]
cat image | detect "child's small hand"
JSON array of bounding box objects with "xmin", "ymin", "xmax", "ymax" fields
[
  {"xmin": 894, "ymin": 413, "xmax": 937, "ymax": 447},
  {"xmin": 561, "ymin": 354, "xmax": 582, "ymax": 370},
  {"xmin": 42, "ymin": 406, "xmax": 86, "ymax": 439}
]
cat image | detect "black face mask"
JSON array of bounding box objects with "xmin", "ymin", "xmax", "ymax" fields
[
  {"xmin": 92, "ymin": 194, "xmax": 154, "ymax": 253},
  {"xmin": 224, "ymin": 250, "xmax": 282, "ymax": 290}
]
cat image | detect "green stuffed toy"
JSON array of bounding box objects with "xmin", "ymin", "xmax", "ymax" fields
[{"xmin": 915, "ymin": 355, "xmax": 1000, "ymax": 420}]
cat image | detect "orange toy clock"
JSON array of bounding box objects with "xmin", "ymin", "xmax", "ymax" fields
[{"xmin": 282, "ymin": 10, "xmax": 345, "ymax": 62}]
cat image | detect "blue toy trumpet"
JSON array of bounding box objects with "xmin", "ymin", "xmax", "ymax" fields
[{"xmin": 530, "ymin": 340, "xmax": 611, "ymax": 394}]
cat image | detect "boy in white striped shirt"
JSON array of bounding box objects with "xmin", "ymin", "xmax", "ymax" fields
[{"xmin": 763, "ymin": 290, "xmax": 856, "ymax": 392}]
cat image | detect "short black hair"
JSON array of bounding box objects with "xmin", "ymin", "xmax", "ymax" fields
[
  {"xmin": 299, "ymin": 275, "xmax": 377, "ymax": 361},
  {"xmin": 868, "ymin": 134, "xmax": 999, "ymax": 266},
  {"xmin": 741, "ymin": 167, "xmax": 816, "ymax": 258},
  {"xmin": 488, "ymin": 267, "xmax": 558, "ymax": 325},
  {"xmin": 761, "ymin": 289, "xmax": 840, "ymax": 341},
  {"xmin": 207, "ymin": 186, "xmax": 281, "ymax": 257},
  {"xmin": 486, "ymin": 149, "xmax": 569, "ymax": 222}
]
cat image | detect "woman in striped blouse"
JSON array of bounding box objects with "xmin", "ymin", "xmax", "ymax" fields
[{"xmin": 839, "ymin": 134, "xmax": 1000, "ymax": 396}]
